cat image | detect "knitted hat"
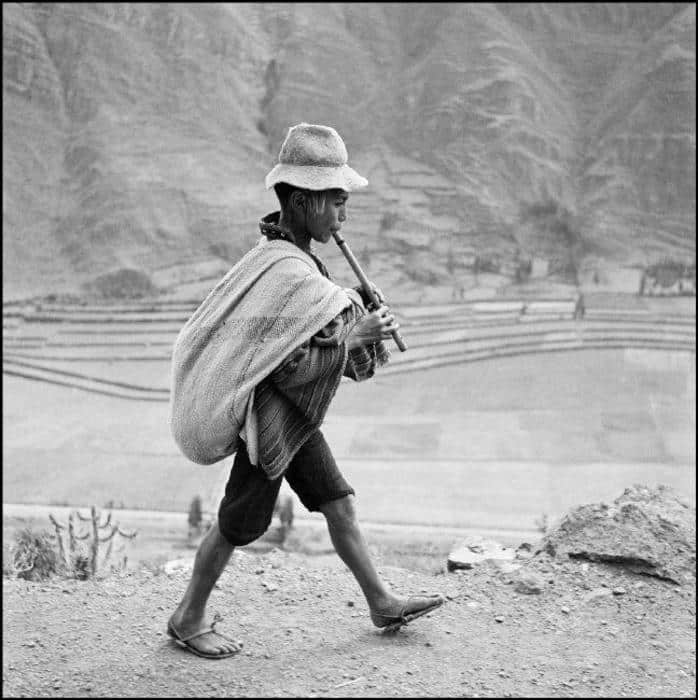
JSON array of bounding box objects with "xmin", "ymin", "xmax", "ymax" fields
[{"xmin": 264, "ymin": 123, "xmax": 368, "ymax": 192}]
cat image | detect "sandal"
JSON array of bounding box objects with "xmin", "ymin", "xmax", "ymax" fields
[
  {"xmin": 167, "ymin": 618, "xmax": 242, "ymax": 660},
  {"xmin": 371, "ymin": 594, "xmax": 444, "ymax": 632}
]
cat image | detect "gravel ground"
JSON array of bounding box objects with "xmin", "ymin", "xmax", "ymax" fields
[{"xmin": 3, "ymin": 544, "xmax": 695, "ymax": 698}]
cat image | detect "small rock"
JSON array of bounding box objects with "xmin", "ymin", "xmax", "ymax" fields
[
  {"xmin": 347, "ymin": 600, "xmax": 355, "ymax": 607},
  {"xmin": 495, "ymin": 561, "xmax": 522, "ymax": 574},
  {"xmin": 447, "ymin": 537, "xmax": 516, "ymax": 571},
  {"xmin": 561, "ymin": 606, "xmax": 570, "ymax": 614},
  {"xmin": 513, "ymin": 572, "xmax": 544, "ymax": 595},
  {"xmin": 582, "ymin": 587, "xmax": 613, "ymax": 604},
  {"xmin": 612, "ymin": 587, "xmax": 626, "ymax": 596},
  {"xmin": 515, "ymin": 542, "xmax": 533, "ymax": 559},
  {"xmin": 494, "ymin": 615, "xmax": 505, "ymax": 623}
]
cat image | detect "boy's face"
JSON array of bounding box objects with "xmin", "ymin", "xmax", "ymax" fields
[{"xmin": 307, "ymin": 189, "xmax": 348, "ymax": 244}]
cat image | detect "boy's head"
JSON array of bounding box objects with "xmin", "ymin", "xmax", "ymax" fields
[
  {"xmin": 273, "ymin": 183, "xmax": 349, "ymax": 244},
  {"xmin": 265, "ymin": 123, "xmax": 366, "ymax": 244}
]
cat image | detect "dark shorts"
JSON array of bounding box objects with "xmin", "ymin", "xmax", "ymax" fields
[{"xmin": 217, "ymin": 430, "xmax": 355, "ymax": 546}]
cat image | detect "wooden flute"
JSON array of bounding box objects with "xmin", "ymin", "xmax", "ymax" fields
[{"xmin": 332, "ymin": 231, "xmax": 408, "ymax": 352}]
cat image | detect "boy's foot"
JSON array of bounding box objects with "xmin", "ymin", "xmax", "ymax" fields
[
  {"xmin": 370, "ymin": 594, "xmax": 444, "ymax": 631},
  {"xmin": 167, "ymin": 615, "xmax": 242, "ymax": 659}
]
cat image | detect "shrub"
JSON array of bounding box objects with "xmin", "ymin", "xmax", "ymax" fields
[
  {"xmin": 188, "ymin": 495, "xmax": 203, "ymax": 531},
  {"xmin": 10, "ymin": 528, "xmax": 60, "ymax": 581},
  {"xmin": 72, "ymin": 553, "xmax": 91, "ymax": 581},
  {"xmin": 85, "ymin": 268, "xmax": 158, "ymax": 299}
]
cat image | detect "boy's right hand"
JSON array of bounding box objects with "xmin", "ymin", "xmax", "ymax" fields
[{"xmin": 347, "ymin": 305, "xmax": 399, "ymax": 349}]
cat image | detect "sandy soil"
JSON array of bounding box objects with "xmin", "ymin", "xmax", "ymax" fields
[{"xmin": 3, "ymin": 537, "xmax": 696, "ymax": 698}]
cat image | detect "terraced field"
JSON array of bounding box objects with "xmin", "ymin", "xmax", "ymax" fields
[
  {"xmin": 3, "ymin": 291, "xmax": 694, "ymax": 525},
  {"xmin": 3, "ymin": 295, "xmax": 694, "ymax": 402}
]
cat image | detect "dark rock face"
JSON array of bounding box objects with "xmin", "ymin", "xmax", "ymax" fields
[
  {"xmin": 2, "ymin": 3, "xmax": 695, "ymax": 297},
  {"xmin": 541, "ymin": 484, "xmax": 696, "ymax": 585}
]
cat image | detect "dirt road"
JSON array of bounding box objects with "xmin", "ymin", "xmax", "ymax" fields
[{"xmin": 3, "ymin": 542, "xmax": 696, "ymax": 697}]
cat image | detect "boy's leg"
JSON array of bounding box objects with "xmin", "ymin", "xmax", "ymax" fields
[
  {"xmin": 320, "ymin": 495, "xmax": 443, "ymax": 625},
  {"xmin": 168, "ymin": 522, "xmax": 241, "ymax": 656},
  {"xmin": 284, "ymin": 431, "xmax": 442, "ymax": 625},
  {"xmin": 169, "ymin": 441, "xmax": 282, "ymax": 657}
]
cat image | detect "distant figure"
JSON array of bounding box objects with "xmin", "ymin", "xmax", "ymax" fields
[
  {"xmin": 573, "ymin": 292, "xmax": 585, "ymax": 320},
  {"xmin": 639, "ymin": 271, "xmax": 647, "ymax": 296}
]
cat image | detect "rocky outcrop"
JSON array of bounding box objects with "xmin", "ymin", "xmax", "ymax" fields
[{"xmin": 540, "ymin": 484, "xmax": 696, "ymax": 584}]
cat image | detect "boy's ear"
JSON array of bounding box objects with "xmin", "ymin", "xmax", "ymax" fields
[{"xmin": 289, "ymin": 189, "xmax": 306, "ymax": 211}]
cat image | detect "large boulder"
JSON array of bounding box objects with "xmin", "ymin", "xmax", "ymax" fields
[{"xmin": 540, "ymin": 484, "xmax": 695, "ymax": 584}]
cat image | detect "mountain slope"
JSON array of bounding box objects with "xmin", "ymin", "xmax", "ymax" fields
[{"xmin": 2, "ymin": 3, "xmax": 695, "ymax": 299}]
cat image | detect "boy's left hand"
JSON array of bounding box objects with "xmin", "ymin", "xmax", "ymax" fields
[{"xmin": 356, "ymin": 282, "xmax": 385, "ymax": 309}]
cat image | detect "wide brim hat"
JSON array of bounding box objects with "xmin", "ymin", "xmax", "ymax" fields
[{"xmin": 265, "ymin": 123, "xmax": 368, "ymax": 192}]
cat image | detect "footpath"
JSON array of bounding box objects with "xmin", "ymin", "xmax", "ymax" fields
[{"xmin": 3, "ymin": 485, "xmax": 695, "ymax": 698}]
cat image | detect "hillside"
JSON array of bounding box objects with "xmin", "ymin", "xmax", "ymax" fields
[{"xmin": 2, "ymin": 3, "xmax": 695, "ymax": 299}]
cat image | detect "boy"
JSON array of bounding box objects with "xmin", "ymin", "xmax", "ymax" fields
[{"xmin": 167, "ymin": 123, "xmax": 443, "ymax": 659}]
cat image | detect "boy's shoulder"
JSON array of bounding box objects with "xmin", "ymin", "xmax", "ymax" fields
[{"xmin": 248, "ymin": 238, "xmax": 321, "ymax": 276}]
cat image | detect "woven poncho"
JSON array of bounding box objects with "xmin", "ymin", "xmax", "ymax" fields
[{"xmin": 168, "ymin": 237, "xmax": 359, "ymax": 475}]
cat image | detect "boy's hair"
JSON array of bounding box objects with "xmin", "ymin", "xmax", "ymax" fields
[{"xmin": 274, "ymin": 182, "xmax": 327, "ymax": 215}]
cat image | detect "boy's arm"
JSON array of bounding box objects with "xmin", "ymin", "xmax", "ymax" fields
[
  {"xmin": 270, "ymin": 300, "xmax": 363, "ymax": 390},
  {"xmin": 270, "ymin": 290, "xmax": 390, "ymax": 390}
]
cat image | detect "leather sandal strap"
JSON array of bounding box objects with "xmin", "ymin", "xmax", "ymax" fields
[{"xmin": 177, "ymin": 626, "xmax": 215, "ymax": 643}]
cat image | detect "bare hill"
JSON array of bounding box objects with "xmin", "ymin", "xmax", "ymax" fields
[{"xmin": 2, "ymin": 3, "xmax": 695, "ymax": 299}]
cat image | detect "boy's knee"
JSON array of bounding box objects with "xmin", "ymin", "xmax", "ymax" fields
[
  {"xmin": 217, "ymin": 509, "xmax": 272, "ymax": 547},
  {"xmin": 319, "ymin": 494, "xmax": 357, "ymax": 525}
]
